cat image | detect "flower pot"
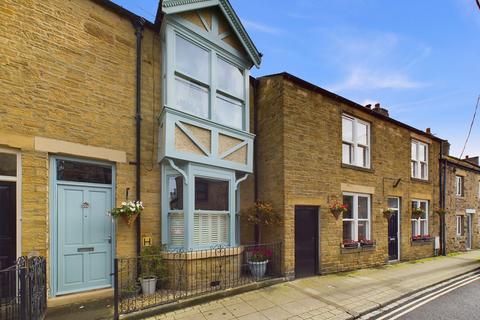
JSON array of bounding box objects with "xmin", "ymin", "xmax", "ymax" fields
[
  {"xmin": 141, "ymin": 277, "xmax": 157, "ymax": 295},
  {"xmin": 248, "ymin": 260, "xmax": 268, "ymax": 279},
  {"xmin": 122, "ymin": 213, "xmax": 139, "ymax": 226},
  {"xmin": 331, "ymin": 210, "xmax": 342, "ymax": 220}
]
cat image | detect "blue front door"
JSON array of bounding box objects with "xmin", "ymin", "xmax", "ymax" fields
[{"xmin": 57, "ymin": 185, "xmax": 112, "ymax": 294}]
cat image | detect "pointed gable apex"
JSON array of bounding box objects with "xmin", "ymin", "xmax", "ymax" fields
[{"xmin": 162, "ymin": 0, "xmax": 262, "ymax": 68}]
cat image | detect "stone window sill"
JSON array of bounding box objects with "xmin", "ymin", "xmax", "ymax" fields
[
  {"xmin": 411, "ymin": 238, "xmax": 434, "ymax": 246},
  {"xmin": 410, "ymin": 177, "xmax": 431, "ymax": 184},
  {"xmin": 341, "ymin": 163, "xmax": 375, "ymax": 173},
  {"xmin": 341, "ymin": 245, "xmax": 376, "ymax": 254}
]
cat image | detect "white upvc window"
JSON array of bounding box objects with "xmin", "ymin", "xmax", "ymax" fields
[
  {"xmin": 342, "ymin": 193, "xmax": 371, "ymax": 241},
  {"xmin": 342, "ymin": 115, "xmax": 370, "ymax": 168},
  {"xmin": 166, "ymin": 29, "xmax": 248, "ymax": 131},
  {"xmin": 456, "ymin": 215, "xmax": 463, "ymax": 236},
  {"xmin": 411, "ymin": 200, "xmax": 429, "ymax": 236},
  {"xmin": 411, "ymin": 140, "xmax": 428, "ymax": 180},
  {"xmin": 455, "ymin": 176, "xmax": 464, "ymax": 197}
]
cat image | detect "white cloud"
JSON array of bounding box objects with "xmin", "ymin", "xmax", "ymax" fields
[
  {"xmin": 329, "ymin": 67, "xmax": 425, "ymax": 92},
  {"xmin": 322, "ymin": 29, "xmax": 430, "ymax": 94},
  {"xmin": 242, "ymin": 20, "xmax": 283, "ymax": 35}
]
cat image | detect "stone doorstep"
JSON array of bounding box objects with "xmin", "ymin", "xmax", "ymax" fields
[
  {"xmin": 48, "ymin": 288, "xmax": 113, "ymax": 308},
  {"xmin": 351, "ymin": 266, "xmax": 480, "ymax": 319},
  {"xmin": 120, "ymin": 278, "xmax": 286, "ymax": 320}
]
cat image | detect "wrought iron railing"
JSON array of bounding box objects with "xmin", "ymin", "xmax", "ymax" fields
[
  {"xmin": 0, "ymin": 256, "xmax": 47, "ymax": 320},
  {"xmin": 114, "ymin": 242, "xmax": 283, "ymax": 318}
]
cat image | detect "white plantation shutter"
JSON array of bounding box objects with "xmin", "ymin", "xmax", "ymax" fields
[
  {"xmin": 193, "ymin": 212, "xmax": 229, "ymax": 246},
  {"xmin": 169, "ymin": 212, "xmax": 184, "ymax": 247}
]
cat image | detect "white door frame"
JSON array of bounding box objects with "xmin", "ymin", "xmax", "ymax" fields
[
  {"xmin": 387, "ymin": 197, "xmax": 401, "ymax": 262},
  {"xmin": 0, "ymin": 148, "xmax": 22, "ymax": 260}
]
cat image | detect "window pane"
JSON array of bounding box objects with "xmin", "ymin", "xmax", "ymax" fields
[
  {"xmin": 421, "ymin": 163, "xmax": 427, "ymax": 179},
  {"xmin": 343, "ymin": 195, "xmax": 353, "ymax": 219},
  {"xmin": 217, "ymin": 58, "xmax": 244, "ymax": 98},
  {"xmin": 358, "ymin": 196, "xmax": 368, "ymax": 219},
  {"xmin": 411, "ymin": 220, "xmax": 418, "ymax": 236},
  {"xmin": 357, "ymin": 122, "xmax": 368, "ymax": 145},
  {"xmin": 420, "ymin": 220, "xmax": 427, "ymax": 235},
  {"xmin": 0, "ymin": 153, "xmax": 16, "ymax": 176},
  {"xmin": 175, "ymin": 35, "xmax": 209, "ymax": 83},
  {"xmin": 420, "ymin": 202, "xmax": 427, "ymax": 218},
  {"xmin": 175, "ymin": 77, "xmax": 209, "ymax": 118},
  {"xmin": 57, "ymin": 160, "xmax": 112, "ymax": 184},
  {"xmin": 195, "ymin": 178, "xmax": 229, "ymax": 211},
  {"xmin": 358, "ymin": 221, "xmax": 368, "ymax": 241},
  {"xmin": 342, "ymin": 143, "xmax": 352, "ymax": 164},
  {"xmin": 343, "ymin": 220, "xmax": 353, "ymax": 241},
  {"xmin": 418, "ymin": 144, "xmax": 425, "ymax": 162},
  {"xmin": 342, "ymin": 118, "xmax": 353, "ymax": 142},
  {"xmin": 411, "ymin": 142, "xmax": 417, "ymax": 160},
  {"xmin": 168, "ymin": 176, "xmax": 183, "ymax": 210},
  {"xmin": 216, "ymin": 96, "xmax": 243, "ymax": 129},
  {"xmin": 169, "ymin": 212, "xmax": 184, "ymax": 247},
  {"xmin": 388, "ymin": 198, "xmax": 399, "ymax": 209},
  {"xmin": 411, "ymin": 161, "xmax": 417, "ymax": 178},
  {"xmin": 356, "ymin": 146, "xmax": 367, "ymax": 167}
]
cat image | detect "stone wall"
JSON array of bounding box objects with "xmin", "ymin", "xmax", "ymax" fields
[
  {"xmin": 256, "ymin": 74, "xmax": 442, "ymax": 275},
  {"xmin": 0, "ymin": 0, "xmax": 162, "ymax": 263}
]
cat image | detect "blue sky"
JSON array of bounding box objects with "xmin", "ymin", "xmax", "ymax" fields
[{"xmin": 113, "ymin": 0, "xmax": 480, "ymax": 157}]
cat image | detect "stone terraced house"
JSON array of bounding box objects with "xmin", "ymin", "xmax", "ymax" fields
[
  {"xmin": 442, "ymin": 155, "xmax": 480, "ymax": 253},
  {"xmin": 0, "ymin": 0, "xmax": 477, "ymax": 300}
]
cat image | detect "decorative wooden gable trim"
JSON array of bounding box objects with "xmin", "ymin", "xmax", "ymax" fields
[{"xmin": 162, "ymin": 0, "xmax": 261, "ymax": 67}]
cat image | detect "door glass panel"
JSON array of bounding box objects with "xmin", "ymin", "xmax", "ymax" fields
[
  {"xmin": 343, "ymin": 195, "xmax": 353, "ymax": 219},
  {"xmin": 57, "ymin": 160, "xmax": 112, "ymax": 184},
  {"xmin": 0, "ymin": 153, "xmax": 16, "ymax": 176},
  {"xmin": 388, "ymin": 198, "xmax": 398, "ymax": 209},
  {"xmin": 358, "ymin": 196, "xmax": 368, "ymax": 219}
]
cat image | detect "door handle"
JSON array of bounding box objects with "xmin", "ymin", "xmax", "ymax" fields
[
  {"xmin": 81, "ymin": 202, "xmax": 90, "ymax": 208},
  {"xmin": 106, "ymin": 235, "xmax": 112, "ymax": 244}
]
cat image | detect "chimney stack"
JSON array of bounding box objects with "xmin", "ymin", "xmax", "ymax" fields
[
  {"xmin": 426, "ymin": 128, "xmax": 431, "ymax": 134},
  {"xmin": 464, "ymin": 156, "xmax": 480, "ymax": 166},
  {"xmin": 371, "ymin": 103, "xmax": 389, "ymax": 117},
  {"xmin": 441, "ymin": 140, "xmax": 451, "ymax": 156}
]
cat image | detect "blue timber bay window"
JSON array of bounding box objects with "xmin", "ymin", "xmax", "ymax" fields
[{"xmin": 160, "ymin": 4, "xmax": 260, "ymax": 250}]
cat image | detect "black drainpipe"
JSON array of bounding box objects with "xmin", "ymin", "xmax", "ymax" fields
[
  {"xmin": 133, "ymin": 17, "xmax": 145, "ymax": 256},
  {"xmin": 253, "ymin": 78, "xmax": 260, "ymax": 244},
  {"xmin": 439, "ymin": 143, "xmax": 446, "ymax": 256}
]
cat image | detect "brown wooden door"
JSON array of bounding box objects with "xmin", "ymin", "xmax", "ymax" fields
[
  {"xmin": 294, "ymin": 206, "xmax": 318, "ymax": 278},
  {"xmin": 0, "ymin": 182, "xmax": 16, "ymax": 270}
]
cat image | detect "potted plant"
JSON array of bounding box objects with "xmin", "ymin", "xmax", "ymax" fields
[
  {"xmin": 246, "ymin": 246, "xmax": 272, "ymax": 279},
  {"xmin": 139, "ymin": 245, "xmax": 167, "ymax": 295},
  {"xmin": 330, "ymin": 201, "xmax": 348, "ymax": 220},
  {"xmin": 411, "ymin": 207, "xmax": 424, "ymax": 220},
  {"xmin": 110, "ymin": 200, "xmax": 144, "ymax": 226},
  {"xmin": 435, "ymin": 208, "xmax": 447, "ymax": 217},
  {"xmin": 383, "ymin": 208, "xmax": 395, "ymax": 220},
  {"xmin": 359, "ymin": 239, "xmax": 375, "ymax": 248},
  {"xmin": 342, "ymin": 239, "xmax": 359, "ymax": 249},
  {"xmin": 242, "ymin": 201, "xmax": 281, "ymax": 244}
]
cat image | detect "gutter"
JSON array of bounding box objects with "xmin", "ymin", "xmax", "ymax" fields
[{"xmin": 133, "ymin": 17, "xmax": 145, "ymax": 256}]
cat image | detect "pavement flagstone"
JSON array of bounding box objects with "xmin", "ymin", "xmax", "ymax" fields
[{"xmin": 149, "ymin": 251, "xmax": 480, "ymax": 320}]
